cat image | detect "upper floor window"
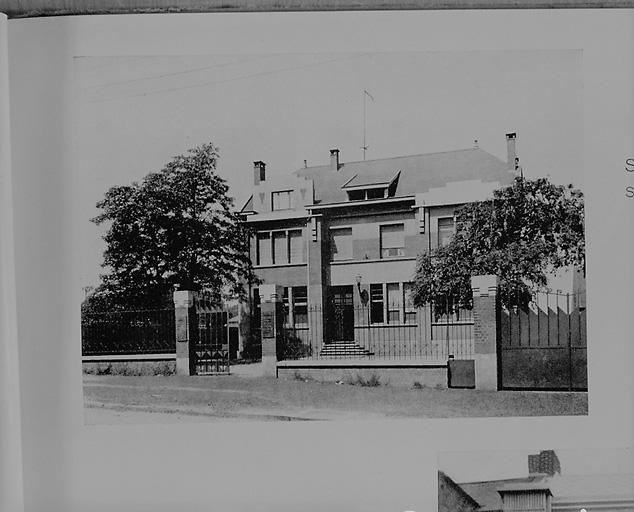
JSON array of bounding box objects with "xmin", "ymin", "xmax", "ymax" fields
[
  {"xmin": 256, "ymin": 233, "xmax": 272, "ymax": 266},
  {"xmin": 256, "ymin": 229, "xmax": 305, "ymax": 266},
  {"xmin": 380, "ymin": 224, "xmax": 405, "ymax": 258},
  {"xmin": 346, "ymin": 188, "xmax": 387, "ymax": 201},
  {"xmin": 437, "ymin": 217, "xmax": 455, "ymax": 247},
  {"xmin": 330, "ymin": 227, "xmax": 352, "ymax": 261},
  {"xmin": 288, "ymin": 230, "xmax": 304, "ymax": 263},
  {"xmin": 272, "ymin": 190, "xmax": 293, "ymax": 210}
]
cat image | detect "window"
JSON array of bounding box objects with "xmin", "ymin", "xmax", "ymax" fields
[
  {"xmin": 257, "ymin": 233, "xmax": 271, "ymax": 266},
  {"xmin": 283, "ymin": 286, "xmax": 308, "ymax": 327},
  {"xmin": 386, "ymin": 283, "xmax": 401, "ymax": 323},
  {"xmin": 288, "ymin": 230, "xmax": 303, "ymax": 263},
  {"xmin": 348, "ymin": 190, "xmax": 365, "ymax": 201},
  {"xmin": 366, "ymin": 188, "xmax": 386, "ymax": 199},
  {"xmin": 438, "ymin": 217, "xmax": 455, "ymax": 247},
  {"xmin": 330, "ymin": 227, "xmax": 353, "ymax": 261},
  {"xmin": 256, "ymin": 230, "xmax": 305, "ymax": 266},
  {"xmin": 273, "ymin": 231, "xmax": 287, "ymax": 264},
  {"xmin": 292, "ymin": 286, "xmax": 308, "ymax": 327},
  {"xmin": 346, "ymin": 188, "xmax": 388, "ymax": 201},
  {"xmin": 380, "ymin": 224, "xmax": 405, "ymax": 258},
  {"xmin": 370, "ymin": 284, "xmax": 384, "ymax": 324},
  {"xmin": 282, "ymin": 287, "xmax": 290, "ymax": 320},
  {"xmin": 272, "ymin": 190, "xmax": 293, "ymax": 210},
  {"xmin": 403, "ymin": 282, "xmax": 417, "ymax": 324}
]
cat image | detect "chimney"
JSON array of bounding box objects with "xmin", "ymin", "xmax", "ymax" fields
[
  {"xmin": 528, "ymin": 450, "xmax": 561, "ymax": 477},
  {"xmin": 330, "ymin": 149, "xmax": 340, "ymax": 170},
  {"xmin": 506, "ymin": 133, "xmax": 517, "ymax": 169},
  {"xmin": 253, "ymin": 161, "xmax": 266, "ymax": 185}
]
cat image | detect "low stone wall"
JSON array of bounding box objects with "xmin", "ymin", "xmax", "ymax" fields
[
  {"xmin": 83, "ymin": 359, "xmax": 176, "ymax": 376},
  {"xmin": 277, "ymin": 365, "xmax": 448, "ymax": 388}
]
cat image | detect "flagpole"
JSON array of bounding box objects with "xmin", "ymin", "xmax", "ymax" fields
[{"xmin": 363, "ymin": 90, "xmax": 367, "ymax": 160}]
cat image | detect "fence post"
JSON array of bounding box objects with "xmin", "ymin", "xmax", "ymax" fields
[
  {"xmin": 259, "ymin": 284, "xmax": 283, "ymax": 377},
  {"xmin": 471, "ymin": 275, "xmax": 500, "ymax": 391},
  {"xmin": 173, "ymin": 290, "xmax": 197, "ymax": 376}
]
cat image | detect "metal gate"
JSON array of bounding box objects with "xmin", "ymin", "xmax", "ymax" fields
[
  {"xmin": 499, "ymin": 290, "xmax": 587, "ymax": 391},
  {"xmin": 192, "ymin": 297, "xmax": 230, "ymax": 375}
]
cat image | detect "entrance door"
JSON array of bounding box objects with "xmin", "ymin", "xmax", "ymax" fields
[{"xmin": 329, "ymin": 286, "xmax": 354, "ymax": 342}]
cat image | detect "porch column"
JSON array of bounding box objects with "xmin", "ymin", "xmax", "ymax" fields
[
  {"xmin": 173, "ymin": 290, "xmax": 197, "ymax": 376},
  {"xmin": 259, "ymin": 284, "xmax": 283, "ymax": 377},
  {"xmin": 471, "ymin": 275, "xmax": 500, "ymax": 391}
]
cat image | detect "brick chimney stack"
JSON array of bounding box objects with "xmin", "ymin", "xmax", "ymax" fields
[
  {"xmin": 330, "ymin": 149, "xmax": 340, "ymax": 170},
  {"xmin": 506, "ymin": 133, "xmax": 518, "ymax": 170},
  {"xmin": 528, "ymin": 450, "xmax": 561, "ymax": 477},
  {"xmin": 253, "ymin": 161, "xmax": 266, "ymax": 185}
]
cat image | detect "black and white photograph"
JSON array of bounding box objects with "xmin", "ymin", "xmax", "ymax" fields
[
  {"xmin": 438, "ymin": 448, "xmax": 634, "ymax": 512},
  {"xmin": 2, "ymin": 8, "xmax": 634, "ymax": 512},
  {"xmin": 75, "ymin": 50, "xmax": 588, "ymax": 423}
]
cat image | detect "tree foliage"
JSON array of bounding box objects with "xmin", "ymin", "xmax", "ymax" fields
[
  {"xmin": 84, "ymin": 143, "xmax": 256, "ymax": 311},
  {"xmin": 412, "ymin": 176, "xmax": 585, "ymax": 312}
]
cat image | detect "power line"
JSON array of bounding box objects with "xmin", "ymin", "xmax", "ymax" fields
[
  {"xmin": 85, "ymin": 56, "xmax": 270, "ymax": 89},
  {"xmin": 89, "ymin": 53, "xmax": 370, "ymax": 104}
]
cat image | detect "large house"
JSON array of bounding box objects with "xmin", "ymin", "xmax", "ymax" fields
[
  {"xmin": 438, "ymin": 450, "xmax": 634, "ymax": 512},
  {"xmin": 240, "ymin": 134, "xmax": 520, "ymax": 357}
]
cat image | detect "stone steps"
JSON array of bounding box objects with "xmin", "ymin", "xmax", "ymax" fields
[{"xmin": 319, "ymin": 341, "xmax": 374, "ymax": 358}]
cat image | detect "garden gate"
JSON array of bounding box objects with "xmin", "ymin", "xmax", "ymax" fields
[
  {"xmin": 499, "ymin": 290, "xmax": 587, "ymax": 391},
  {"xmin": 192, "ymin": 296, "xmax": 230, "ymax": 375}
]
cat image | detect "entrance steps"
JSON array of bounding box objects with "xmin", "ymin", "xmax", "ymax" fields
[{"xmin": 319, "ymin": 341, "xmax": 374, "ymax": 358}]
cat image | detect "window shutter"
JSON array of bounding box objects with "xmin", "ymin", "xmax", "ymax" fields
[
  {"xmin": 257, "ymin": 233, "xmax": 271, "ymax": 265},
  {"xmin": 289, "ymin": 230, "xmax": 304, "ymax": 263},
  {"xmin": 381, "ymin": 224, "xmax": 404, "ymax": 248},
  {"xmin": 273, "ymin": 232, "xmax": 287, "ymax": 264}
]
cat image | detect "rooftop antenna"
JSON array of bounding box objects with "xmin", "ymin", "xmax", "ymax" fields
[{"xmin": 362, "ymin": 89, "xmax": 374, "ymax": 160}]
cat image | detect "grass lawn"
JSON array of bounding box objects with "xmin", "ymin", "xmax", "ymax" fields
[{"xmin": 83, "ymin": 373, "xmax": 588, "ymax": 423}]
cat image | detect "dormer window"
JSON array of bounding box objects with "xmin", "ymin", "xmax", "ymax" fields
[
  {"xmin": 272, "ymin": 190, "xmax": 293, "ymax": 210},
  {"xmin": 341, "ymin": 171, "xmax": 400, "ymax": 201}
]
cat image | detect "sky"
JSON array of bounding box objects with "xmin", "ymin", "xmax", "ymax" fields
[
  {"xmin": 73, "ymin": 50, "xmax": 583, "ymax": 289},
  {"xmin": 439, "ymin": 447, "xmax": 634, "ymax": 483}
]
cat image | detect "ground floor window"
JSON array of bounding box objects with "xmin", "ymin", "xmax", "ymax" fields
[
  {"xmin": 370, "ymin": 284, "xmax": 384, "ymax": 324},
  {"xmin": 282, "ymin": 286, "xmax": 308, "ymax": 327},
  {"xmin": 386, "ymin": 282, "xmax": 401, "ymax": 323},
  {"xmin": 369, "ymin": 282, "xmax": 418, "ymax": 325}
]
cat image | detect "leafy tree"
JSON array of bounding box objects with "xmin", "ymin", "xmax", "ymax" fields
[
  {"xmin": 412, "ymin": 176, "xmax": 585, "ymax": 313},
  {"xmin": 85, "ymin": 143, "xmax": 256, "ymax": 311}
]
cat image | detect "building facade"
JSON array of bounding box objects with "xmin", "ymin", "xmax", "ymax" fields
[
  {"xmin": 240, "ymin": 134, "xmax": 520, "ymax": 357},
  {"xmin": 440, "ymin": 451, "xmax": 634, "ymax": 512}
]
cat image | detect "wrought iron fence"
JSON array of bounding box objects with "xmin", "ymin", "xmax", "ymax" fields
[
  {"xmin": 81, "ymin": 308, "xmax": 176, "ymax": 356},
  {"xmin": 278, "ymin": 301, "xmax": 474, "ymax": 361}
]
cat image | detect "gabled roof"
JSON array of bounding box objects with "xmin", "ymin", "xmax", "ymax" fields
[
  {"xmin": 240, "ymin": 194, "xmax": 254, "ymax": 213},
  {"xmin": 295, "ymin": 147, "xmax": 515, "ymax": 205},
  {"xmin": 341, "ymin": 170, "xmax": 400, "ymax": 189},
  {"xmin": 438, "ymin": 471, "xmax": 481, "ymax": 511},
  {"xmin": 457, "ymin": 473, "xmax": 634, "ymax": 511},
  {"xmin": 459, "ymin": 475, "xmax": 547, "ymax": 512}
]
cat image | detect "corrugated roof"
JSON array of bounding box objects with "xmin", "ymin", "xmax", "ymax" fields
[{"xmin": 294, "ymin": 147, "xmax": 515, "ymax": 205}]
